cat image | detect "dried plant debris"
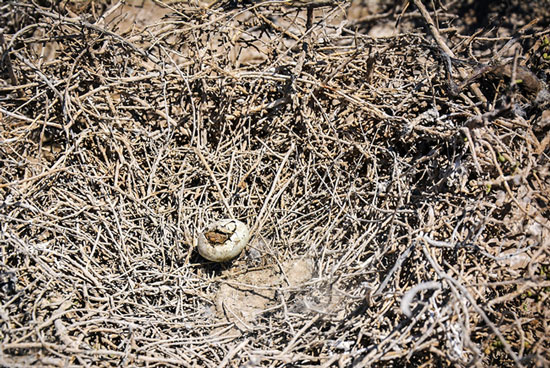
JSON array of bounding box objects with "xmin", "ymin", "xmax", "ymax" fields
[{"xmin": 0, "ymin": 0, "xmax": 549, "ymax": 367}]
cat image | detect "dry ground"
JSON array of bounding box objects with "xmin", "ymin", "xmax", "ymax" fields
[{"xmin": 1, "ymin": 0, "xmax": 549, "ymax": 367}]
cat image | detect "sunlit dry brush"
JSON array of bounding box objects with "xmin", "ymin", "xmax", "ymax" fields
[{"xmin": 0, "ymin": 0, "xmax": 549, "ymax": 367}]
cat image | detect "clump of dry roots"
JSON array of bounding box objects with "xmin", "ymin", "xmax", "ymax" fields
[{"xmin": 0, "ymin": 0, "xmax": 549, "ymax": 366}]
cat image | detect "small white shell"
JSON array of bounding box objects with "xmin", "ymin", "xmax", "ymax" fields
[{"xmin": 197, "ymin": 219, "xmax": 250, "ymax": 262}]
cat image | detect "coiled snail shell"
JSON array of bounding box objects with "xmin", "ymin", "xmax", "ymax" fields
[{"xmin": 197, "ymin": 219, "xmax": 250, "ymax": 262}]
